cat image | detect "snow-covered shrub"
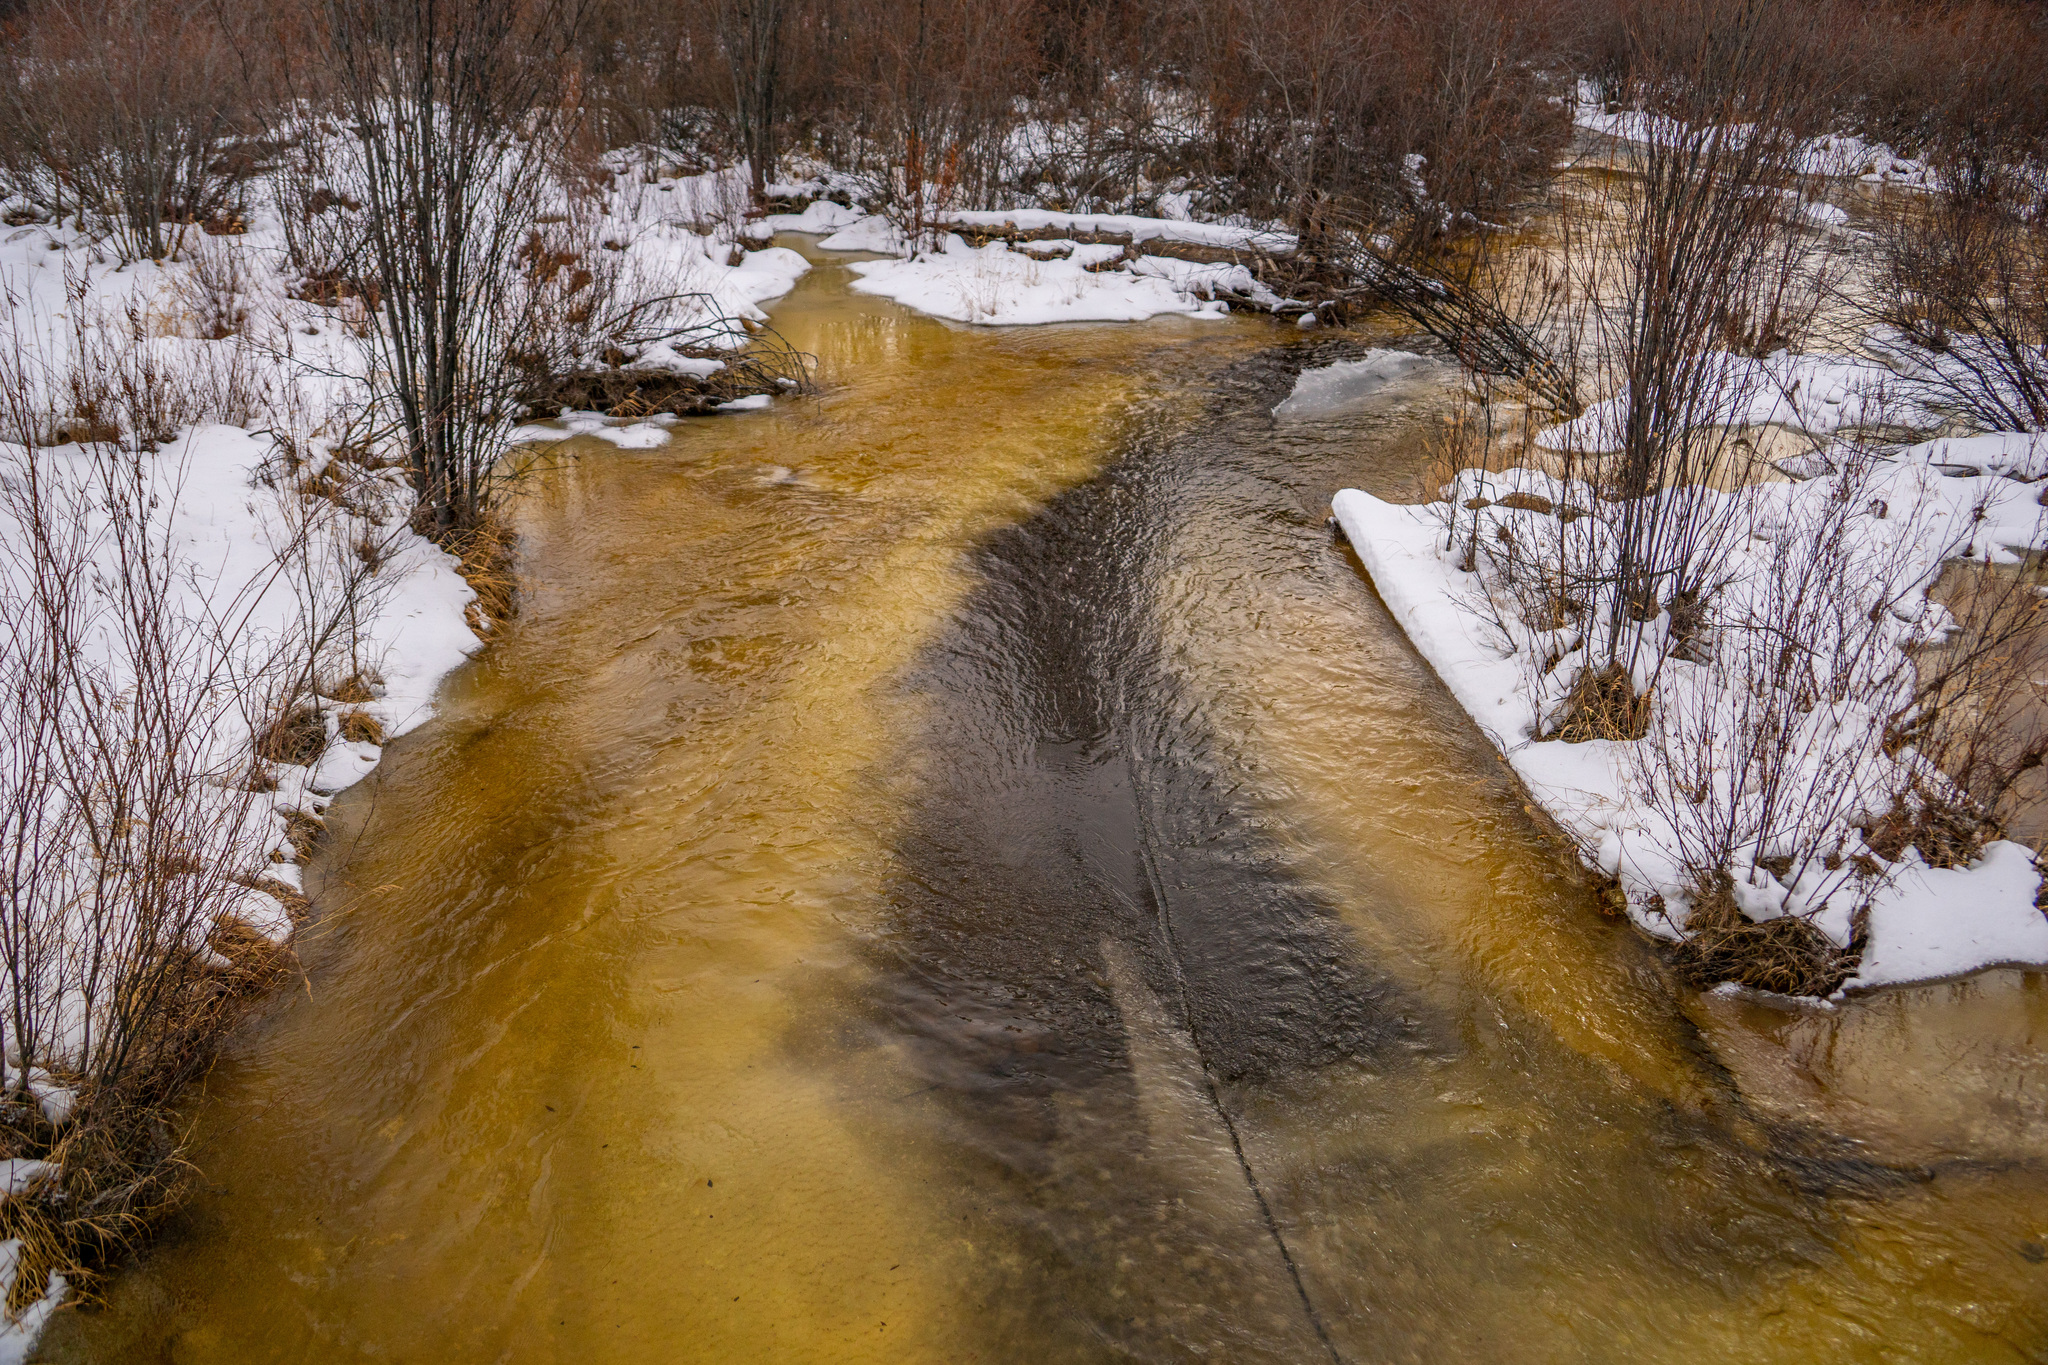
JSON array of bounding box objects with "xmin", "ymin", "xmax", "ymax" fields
[{"xmin": 1424, "ymin": 424, "xmax": 2048, "ymax": 994}]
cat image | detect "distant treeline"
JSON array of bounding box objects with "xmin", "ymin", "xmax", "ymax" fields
[{"xmin": 2, "ymin": 0, "xmax": 2045, "ymax": 259}]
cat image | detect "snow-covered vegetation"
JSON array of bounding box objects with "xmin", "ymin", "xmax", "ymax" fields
[{"xmin": 1334, "ymin": 0, "xmax": 2048, "ymax": 1000}]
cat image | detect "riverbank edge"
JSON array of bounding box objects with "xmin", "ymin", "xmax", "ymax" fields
[{"xmin": 1328, "ymin": 488, "xmax": 2048, "ymax": 1004}]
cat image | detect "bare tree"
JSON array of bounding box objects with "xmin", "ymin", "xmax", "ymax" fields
[
  {"xmin": 717, "ymin": 0, "xmax": 797, "ymax": 200},
  {"xmin": 0, "ymin": 0, "xmax": 253, "ymax": 261},
  {"xmin": 317, "ymin": 0, "xmax": 584, "ymax": 535}
]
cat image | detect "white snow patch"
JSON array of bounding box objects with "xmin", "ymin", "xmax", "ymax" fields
[
  {"xmin": 1538, "ymin": 350, "xmax": 1913, "ymax": 451},
  {"xmin": 0, "ymin": 1239, "xmax": 63, "ymax": 1365},
  {"xmin": 1849, "ymin": 842, "xmax": 2048, "ymax": 988},
  {"xmin": 843, "ymin": 234, "xmax": 1239, "ymax": 326}
]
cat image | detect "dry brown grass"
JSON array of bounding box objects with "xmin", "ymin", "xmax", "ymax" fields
[
  {"xmin": 1548, "ymin": 662, "xmax": 1652, "ymax": 743},
  {"xmin": 1665, "ymin": 874, "xmax": 1857, "ymax": 996},
  {"xmin": 0, "ymin": 929, "xmax": 298, "ymax": 1311},
  {"xmin": 436, "ymin": 511, "xmax": 519, "ymax": 637},
  {"xmin": 323, "ymin": 670, "xmax": 381, "ymax": 704},
  {"xmin": 279, "ymin": 810, "xmax": 326, "ymax": 862},
  {"xmin": 253, "ymin": 702, "xmax": 326, "ymax": 767},
  {"xmin": 335, "ymin": 711, "xmax": 383, "ymax": 746},
  {"xmin": 1863, "ymin": 790, "xmax": 1992, "ymax": 869}
]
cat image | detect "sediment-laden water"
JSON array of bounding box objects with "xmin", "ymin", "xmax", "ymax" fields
[{"xmin": 46, "ymin": 250, "xmax": 2048, "ymax": 1363}]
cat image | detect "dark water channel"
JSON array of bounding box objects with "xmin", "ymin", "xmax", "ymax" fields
[{"xmin": 44, "ymin": 252, "xmax": 2048, "ymax": 1363}]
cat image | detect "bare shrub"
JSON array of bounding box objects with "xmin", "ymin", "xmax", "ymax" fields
[
  {"xmin": 1516, "ymin": 0, "xmax": 1847, "ymax": 725},
  {"xmin": 318, "ymin": 0, "xmax": 584, "ymax": 536},
  {"xmin": 0, "ymin": 0, "xmax": 253, "ymax": 261},
  {"xmin": 1865, "ymin": 177, "xmax": 2048, "ymax": 433},
  {"xmin": 0, "ymin": 380, "xmax": 284, "ymax": 1304},
  {"xmin": 172, "ymin": 235, "xmax": 251, "ymax": 342},
  {"xmin": 1614, "ymin": 443, "xmax": 2048, "ymax": 990},
  {"xmin": 8, "ymin": 273, "xmax": 276, "ymax": 447},
  {"xmin": 1842, "ymin": 0, "xmax": 2048, "ymax": 194},
  {"xmin": 827, "ymin": 0, "xmax": 1035, "ymax": 244},
  {"xmin": 0, "ymin": 297, "xmax": 408, "ymax": 1302}
]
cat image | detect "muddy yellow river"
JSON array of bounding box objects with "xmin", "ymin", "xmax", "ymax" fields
[{"xmin": 47, "ymin": 252, "xmax": 2048, "ymax": 1362}]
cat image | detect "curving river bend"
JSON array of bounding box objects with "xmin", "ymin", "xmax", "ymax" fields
[{"xmin": 46, "ymin": 246, "xmax": 2048, "ymax": 1363}]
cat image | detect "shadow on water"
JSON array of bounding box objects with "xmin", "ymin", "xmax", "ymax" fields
[
  {"xmin": 857, "ymin": 353, "xmax": 1432, "ymax": 1362},
  {"xmin": 850, "ymin": 342, "xmax": 2048, "ymax": 1364}
]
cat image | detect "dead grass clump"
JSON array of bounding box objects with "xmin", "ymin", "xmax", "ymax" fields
[
  {"xmin": 1496, "ymin": 490, "xmax": 1555, "ymax": 515},
  {"xmin": 329, "ymin": 442, "xmax": 402, "ymax": 472},
  {"xmin": 280, "ymin": 810, "xmax": 325, "ymax": 862},
  {"xmin": 254, "ymin": 702, "xmax": 326, "ymax": 767},
  {"xmin": 1666, "ymin": 875, "xmax": 1856, "ymax": 996},
  {"xmin": 0, "ymin": 1114, "xmax": 185, "ymax": 1315},
  {"xmin": 1863, "ymin": 791, "xmax": 1991, "ymax": 868},
  {"xmin": 433, "ymin": 512, "xmax": 518, "ymax": 636},
  {"xmin": 353, "ymin": 532, "xmax": 390, "ymax": 570},
  {"xmin": 0, "ymin": 932, "xmax": 297, "ymax": 1311},
  {"xmin": 299, "ymin": 460, "xmax": 375, "ymax": 517},
  {"xmin": 40, "ymin": 417, "xmax": 123, "ymax": 447},
  {"xmin": 1549, "ymin": 662, "xmax": 1652, "ymax": 742},
  {"xmin": 335, "ymin": 711, "xmax": 383, "ymax": 746},
  {"xmin": 323, "ymin": 670, "xmax": 381, "ymax": 704},
  {"xmin": 1665, "ymin": 587, "xmax": 1713, "ymax": 663}
]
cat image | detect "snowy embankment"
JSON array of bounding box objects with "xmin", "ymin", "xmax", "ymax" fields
[
  {"xmin": 0, "ymin": 156, "xmax": 812, "ymax": 871},
  {"xmin": 0, "ymin": 154, "xmax": 815, "ymax": 1340},
  {"xmin": 1316, "ymin": 355, "xmax": 2048, "ymax": 995},
  {"xmin": 749, "ymin": 193, "xmax": 1294, "ymax": 326},
  {"xmin": 1570, "ymin": 81, "xmax": 1938, "ymax": 189},
  {"xmin": 506, "ymin": 160, "xmax": 813, "ymax": 446}
]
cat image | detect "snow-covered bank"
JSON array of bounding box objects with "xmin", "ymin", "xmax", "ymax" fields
[
  {"xmin": 841, "ymin": 232, "xmax": 1250, "ymax": 325},
  {"xmin": 0, "ymin": 148, "xmax": 818, "ymax": 1341},
  {"xmin": 754, "ymin": 199, "xmax": 1293, "ymax": 326},
  {"xmin": 1571, "ymin": 81, "xmax": 1939, "ymax": 189},
  {"xmin": 1332, "ymin": 437, "xmax": 2048, "ymax": 995}
]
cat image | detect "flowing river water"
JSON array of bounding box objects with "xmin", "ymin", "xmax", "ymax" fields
[{"xmin": 45, "ymin": 247, "xmax": 2048, "ymax": 1362}]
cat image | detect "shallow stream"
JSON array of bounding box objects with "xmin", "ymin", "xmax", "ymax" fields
[{"xmin": 46, "ymin": 251, "xmax": 2048, "ymax": 1363}]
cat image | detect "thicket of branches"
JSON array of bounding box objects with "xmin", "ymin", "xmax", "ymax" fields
[{"xmin": 0, "ymin": 295, "xmax": 416, "ymax": 1304}]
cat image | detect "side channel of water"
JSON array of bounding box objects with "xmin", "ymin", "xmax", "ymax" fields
[{"xmin": 47, "ymin": 249, "xmax": 2048, "ymax": 1363}]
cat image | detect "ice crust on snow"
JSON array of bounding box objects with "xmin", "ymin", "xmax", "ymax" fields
[{"xmin": 1274, "ymin": 352, "xmax": 1439, "ymax": 418}]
